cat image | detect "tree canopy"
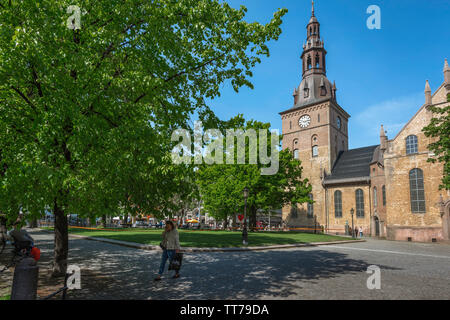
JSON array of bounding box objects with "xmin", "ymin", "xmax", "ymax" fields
[
  {"xmin": 0, "ymin": 0, "xmax": 287, "ymax": 274},
  {"xmin": 197, "ymin": 115, "xmax": 312, "ymax": 228},
  {"xmin": 423, "ymin": 93, "xmax": 450, "ymax": 190}
]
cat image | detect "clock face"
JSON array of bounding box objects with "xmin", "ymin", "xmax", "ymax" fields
[
  {"xmin": 337, "ymin": 117, "xmax": 341, "ymax": 129},
  {"xmin": 299, "ymin": 115, "xmax": 311, "ymax": 128}
]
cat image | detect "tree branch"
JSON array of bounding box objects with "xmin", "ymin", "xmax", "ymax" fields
[
  {"xmin": 165, "ymin": 53, "xmax": 225, "ymax": 83},
  {"xmin": 31, "ymin": 65, "xmax": 43, "ymax": 97},
  {"xmin": 133, "ymin": 53, "xmax": 226, "ymax": 104},
  {"xmin": 10, "ymin": 86, "xmax": 37, "ymax": 112}
]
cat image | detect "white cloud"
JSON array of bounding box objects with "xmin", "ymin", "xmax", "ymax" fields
[{"xmin": 349, "ymin": 92, "xmax": 423, "ymax": 148}]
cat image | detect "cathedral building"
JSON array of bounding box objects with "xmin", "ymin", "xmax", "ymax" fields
[{"xmin": 279, "ymin": 3, "xmax": 450, "ymax": 242}]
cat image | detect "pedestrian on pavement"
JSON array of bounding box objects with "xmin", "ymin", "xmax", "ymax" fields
[
  {"xmin": 359, "ymin": 226, "xmax": 363, "ymax": 238},
  {"xmin": 154, "ymin": 220, "xmax": 181, "ymax": 281},
  {"xmin": 354, "ymin": 226, "xmax": 358, "ymax": 238}
]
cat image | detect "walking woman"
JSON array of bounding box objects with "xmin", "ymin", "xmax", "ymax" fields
[{"xmin": 154, "ymin": 220, "xmax": 181, "ymax": 281}]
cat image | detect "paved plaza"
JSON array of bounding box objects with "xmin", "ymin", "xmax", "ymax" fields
[{"xmin": 1, "ymin": 229, "xmax": 449, "ymax": 300}]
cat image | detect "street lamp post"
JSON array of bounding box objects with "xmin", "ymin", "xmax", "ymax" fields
[
  {"xmin": 243, "ymin": 187, "xmax": 249, "ymax": 245},
  {"xmin": 350, "ymin": 208, "xmax": 355, "ymax": 238}
]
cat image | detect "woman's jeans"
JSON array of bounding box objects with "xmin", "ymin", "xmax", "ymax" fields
[{"xmin": 158, "ymin": 249, "xmax": 176, "ymax": 275}]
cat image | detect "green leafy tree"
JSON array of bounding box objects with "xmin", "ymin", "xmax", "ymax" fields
[
  {"xmin": 423, "ymin": 93, "xmax": 450, "ymax": 190},
  {"xmin": 197, "ymin": 164, "xmax": 242, "ymax": 227},
  {"xmin": 0, "ymin": 0, "xmax": 287, "ymax": 275}
]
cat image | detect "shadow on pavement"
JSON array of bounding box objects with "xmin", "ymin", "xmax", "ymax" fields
[{"xmin": 27, "ymin": 229, "xmax": 400, "ymax": 300}]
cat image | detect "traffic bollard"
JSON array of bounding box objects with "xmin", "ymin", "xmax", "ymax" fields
[{"xmin": 11, "ymin": 257, "xmax": 39, "ymax": 300}]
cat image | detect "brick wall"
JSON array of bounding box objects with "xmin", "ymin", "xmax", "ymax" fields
[{"xmin": 383, "ymin": 85, "xmax": 449, "ymax": 242}]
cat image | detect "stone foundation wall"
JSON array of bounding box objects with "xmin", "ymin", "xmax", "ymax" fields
[{"xmin": 386, "ymin": 226, "xmax": 443, "ymax": 242}]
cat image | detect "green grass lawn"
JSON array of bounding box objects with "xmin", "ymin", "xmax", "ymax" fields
[
  {"xmin": 59, "ymin": 227, "xmax": 351, "ymax": 248},
  {"xmin": 0, "ymin": 294, "xmax": 10, "ymax": 300}
]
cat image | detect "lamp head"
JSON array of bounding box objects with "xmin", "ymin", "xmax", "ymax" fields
[{"xmin": 243, "ymin": 187, "xmax": 249, "ymax": 199}]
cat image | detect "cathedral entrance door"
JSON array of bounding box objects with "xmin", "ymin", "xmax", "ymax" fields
[{"xmin": 374, "ymin": 216, "xmax": 380, "ymax": 237}]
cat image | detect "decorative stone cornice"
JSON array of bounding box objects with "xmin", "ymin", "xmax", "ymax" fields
[{"xmin": 280, "ymin": 102, "xmax": 329, "ymax": 119}]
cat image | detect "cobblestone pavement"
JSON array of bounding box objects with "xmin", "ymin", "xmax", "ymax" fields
[{"xmin": 2, "ymin": 229, "xmax": 449, "ymax": 300}]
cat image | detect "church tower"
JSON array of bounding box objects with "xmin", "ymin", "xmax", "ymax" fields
[
  {"xmin": 279, "ymin": 1, "xmax": 350, "ymax": 228},
  {"xmin": 301, "ymin": 1, "xmax": 327, "ymax": 79}
]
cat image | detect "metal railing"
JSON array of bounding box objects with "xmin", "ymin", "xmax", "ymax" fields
[{"xmin": 40, "ymin": 273, "xmax": 69, "ymax": 300}]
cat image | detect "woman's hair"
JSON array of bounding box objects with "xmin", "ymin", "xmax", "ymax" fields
[{"xmin": 166, "ymin": 220, "xmax": 176, "ymax": 230}]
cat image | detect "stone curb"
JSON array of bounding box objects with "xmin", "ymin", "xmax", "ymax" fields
[{"xmin": 59, "ymin": 231, "xmax": 365, "ymax": 252}]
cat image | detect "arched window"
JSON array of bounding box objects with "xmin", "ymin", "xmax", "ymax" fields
[
  {"xmin": 312, "ymin": 145, "xmax": 318, "ymax": 157},
  {"xmin": 373, "ymin": 187, "xmax": 378, "ymax": 208},
  {"xmin": 318, "ymin": 114, "xmax": 320, "ymax": 122},
  {"xmin": 307, "ymin": 55, "xmax": 312, "ymax": 70},
  {"xmin": 315, "ymin": 53, "xmax": 320, "ymax": 68},
  {"xmin": 355, "ymin": 189, "xmax": 365, "ymax": 217},
  {"xmin": 334, "ymin": 135, "xmax": 338, "ymax": 155},
  {"xmin": 334, "ymin": 190, "xmax": 342, "ymax": 218},
  {"xmin": 409, "ymin": 168, "xmax": 426, "ymax": 213},
  {"xmin": 406, "ymin": 135, "xmax": 418, "ymax": 154},
  {"xmin": 320, "ymin": 82, "xmax": 327, "ymax": 96},
  {"xmin": 303, "ymin": 81, "xmax": 309, "ymax": 98},
  {"xmin": 307, "ymin": 193, "xmax": 314, "ymax": 218},
  {"xmin": 289, "ymin": 121, "xmax": 292, "ymax": 130},
  {"xmin": 293, "ymin": 149, "xmax": 299, "ymax": 159},
  {"xmin": 382, "ymin": 185, "xmax": 386, "ymax": 206}
]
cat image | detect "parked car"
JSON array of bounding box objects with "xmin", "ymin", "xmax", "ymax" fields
[
  {"xmin": 121, "ymin": 223, "xmax": 132, "ymax": 228},
  {"xmin": 133, "ymin": 221, "xmax": 149, "ymax": 228}
]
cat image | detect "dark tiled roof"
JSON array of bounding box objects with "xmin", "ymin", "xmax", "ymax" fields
[{"xmin": 324, "ymin": 145, "xmax": 379, "ymax": 182}]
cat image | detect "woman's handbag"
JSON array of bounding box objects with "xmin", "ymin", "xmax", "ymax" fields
[
  {"xmin": 168, "ymin": 252, "xmax": 183, "ymax": 271},
  {"xmin": 160, "ymin": 232, "xmax": 166, "ymax": 250}
]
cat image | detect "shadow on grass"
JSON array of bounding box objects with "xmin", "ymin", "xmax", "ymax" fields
[{"xmin": 67, "ymin": 228, "xmax": 348, "ymax": 248}]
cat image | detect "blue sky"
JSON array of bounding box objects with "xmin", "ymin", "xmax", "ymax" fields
[{"xmin": 205, "ymin": 0, "xmax": 450, "ymax": 149}]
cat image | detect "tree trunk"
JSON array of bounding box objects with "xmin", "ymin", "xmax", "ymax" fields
[
  {"xmin": 180, "ymin": 209, "xmax": 185, "ymax": 227},
  {"xmin": 29, "ymin": 218, "xmax": 38, "ymax": 229},
  {"xmin": 52, "ymin": 200, "xmax": 68, "ymax": 277},
  {"xmin": 0, "ymin": 214, "xmax": 7, "ymax": 253},
  {"xmin": 101, "ymin": 215, "xmax": 107, "ymax": 228}
]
